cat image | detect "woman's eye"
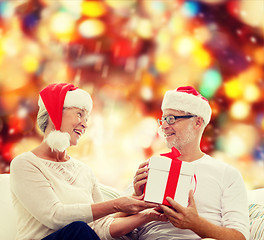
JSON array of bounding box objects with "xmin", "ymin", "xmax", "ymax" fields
[{"xmin": 77, "ymin": 112, "xmax": 82, "ymax": 117}]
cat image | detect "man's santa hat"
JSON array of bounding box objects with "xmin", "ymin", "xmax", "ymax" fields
[
  {"xmin": 38, "ymin": 83, "xmax": 93, "ymax": 152},
  {"xmin": 161, "ymin": 86, "xmax": 212, "ymax": 125}
]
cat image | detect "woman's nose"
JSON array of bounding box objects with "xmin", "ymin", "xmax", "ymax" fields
[{"xmin": 81, "ymin": 119, "xmax": 87, "ymax": 129}]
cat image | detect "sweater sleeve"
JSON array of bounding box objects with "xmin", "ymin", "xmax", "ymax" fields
[
  {"xmin": 10, "ymin": 155, "xmax": 94, "ymax": 230},
  {"xmin": 221, "ymin": 166, "xmax": 250, "ymax": 240},
  {"xmin": 89, "ymin": 172, "xmax": 116, "ymax": 240}
]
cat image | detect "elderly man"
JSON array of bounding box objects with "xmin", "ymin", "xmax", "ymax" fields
[{"xmin": 133, "ymin": 86, "xmax": 250, "ymax": 240}]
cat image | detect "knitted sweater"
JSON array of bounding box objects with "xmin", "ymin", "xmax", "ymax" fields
[{"xmin": 10, "ymin": 152, "xmax": 114, "ymax": 240}]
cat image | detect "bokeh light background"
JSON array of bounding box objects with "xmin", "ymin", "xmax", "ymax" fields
[{"xmin": 0, "ymin": 0, "xmax": 263, "ymax": 191}]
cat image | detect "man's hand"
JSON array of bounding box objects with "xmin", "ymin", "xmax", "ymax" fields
[
  {"xmin": 133, "ymin": 161, "xmax": 149, "ymax": 196},
  {"xmin": 160, "ymin": 190, "xmax": 199, "ymax": 230}
]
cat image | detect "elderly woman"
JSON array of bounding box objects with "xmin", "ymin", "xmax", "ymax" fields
[{"xmin": 10, "ymin": 83, "xmax": 166, "ymax": 240}]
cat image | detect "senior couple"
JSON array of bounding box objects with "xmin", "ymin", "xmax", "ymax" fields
[{"xmin": 10, "ymin": 83, "xmax": 250, "ymax": 240}]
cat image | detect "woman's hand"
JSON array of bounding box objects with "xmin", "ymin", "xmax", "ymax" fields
[
  {"xmin": 133, "ymin": 161, "xmax": 149, "ymax": 196},
  {"xmin": 114, "ymin": 195, "xmax": 158, "ymax": 215},
  {"xmin": 140, "ymin": 207, "xmax": 168, "ymax": 222}
]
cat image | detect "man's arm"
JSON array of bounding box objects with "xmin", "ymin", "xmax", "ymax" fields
[{"xmin": 160, "ymin": 191, "xmax": 246, "ymax": 240}]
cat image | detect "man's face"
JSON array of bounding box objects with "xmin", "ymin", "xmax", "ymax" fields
[{"xmin": 161, "ymin": 109, "xmax": 196, "ymax": 150}]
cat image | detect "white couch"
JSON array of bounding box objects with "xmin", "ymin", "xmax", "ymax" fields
[{"xmin": 1, "ymin": 173, "xmax": 263, "ymax": 240}]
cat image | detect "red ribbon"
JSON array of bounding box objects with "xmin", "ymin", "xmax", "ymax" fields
[
  {"xmin": 161, "ymin": 147, "xmax": 182, "ymax": 206},
  {"xmin": 162, "ymin": 159, "xmax": 182, "ymax": 206}
]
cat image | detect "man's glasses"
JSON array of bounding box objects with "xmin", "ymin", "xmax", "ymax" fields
[{"xmin": 157, "ymin": 115, "xmax": 197, "ymax": 126}]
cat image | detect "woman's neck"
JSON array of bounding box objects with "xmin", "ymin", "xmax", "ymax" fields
[{"xmin": 32, "ymin": 142, "xmax": 69, "ymax": 162}]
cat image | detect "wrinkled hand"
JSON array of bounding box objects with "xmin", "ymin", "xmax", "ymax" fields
[
  {"xmin": 133, "ymin": 161, "xmax": 149, "ymax": 196},
  {"xmin": 115, "ymin": 195, "xmax": 158, "ymax": 215},
  {"xmin": 160, "ymin": 190, "xmax": 199, "ymax": 230},
  {"xmin": 140, "ymin": 207, "xmax": 168, "ymax": 222}
]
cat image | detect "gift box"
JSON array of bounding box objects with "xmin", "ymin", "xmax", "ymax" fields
[{"xmin": 144, "ymin": 147, "xmax": 195, "ymax": 207}]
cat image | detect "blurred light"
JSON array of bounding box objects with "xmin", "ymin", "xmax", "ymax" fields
[
  {"xmin": 138, "ymin": 55, "xmax": 149, "ymax": 69},
  {"xmin": 2, "ymin": 35, "xmax": 20, "ymax": 57},
  {"xmin": 0, "ymin": 1, "xmax": 14, "ymax": 18},
  {"xmin": 255, "ymin": 114, "xmax": 264, "ymax": 130},
  {"xmin": 181, "ymin": 1, "xmax": 200, "ymax": 18},
  {"xmin": 193, "ymin": 47, "xmax": 211, "ymax": 68},
  {"xmin": 22, "ymin": 54, "xmax": 39, "ymax": 73},
  {"xmin": 230, "ymin": 100, "xmax": 251, "ymax": 120},
  {"xmin": 50, "ymin": 12, "xmax": 75, "ymax": 41},
  {"xmin": 209, "ymin": 101, "xmax": 220, "ymax": 119},
  {"xmin": 253, "ymin": 145, "xmax": 264, "ymax": 161},
  {"xmin": 60, "ymin": 0, "xmax": 82, "ymax": 19},
  {"xmin": 134, "ymin": 117, "xmax": 158, "ymax": 148},
  {"xmin": 224, "ymin": 79, "xmax": 243, "ymax": 99},
  {"xmin": 136, "ymin": 19, "xmax": 153, "ymax": 39},
  {"xmin": 105, "ymin": 0, "xmax": 136, "ymax": 9},
  {"xmin": 194, "ymin": 26, "xmax": 212, "ymax": 43},
  {"xmin": 17, "ymin": 107, "xmax": 28, "ymax": 118},
  {"xmin": 244, "ymin": 84, "xmax": 261, "ymax": 103},
  {"xmin": 140, "ymin": 86, "xmax": 153, "ymax": 101},
  {"xmin": 169, "ymin": 15, "xmax": 184, "ymax": 35},
  {"xmin": 0, "ymin": 66, "xmax": 29, "ymax": 91},
  {"xmin": 199, "ymin": 69, "xmax": 222, "ymax": 99},
  {"xmin": 220, "ymin": 124, "xmax": 258, "ymax": 157},
  {"xmin": 148, "ymin": 0, "xmax": 166, "ymax": 14},
  {"xmin": 79, "ymin": 19, "xmax": 105, "ymax": 38},
  {"xmin": 173, "ymin": 36, "xmax": 196, "ymax": 56},
  {"xmin": 238, "ymin": 0, "xmax": 264, "ymax": 28},
  {"xmin": 156, "ymin": 29, "xmax": 171, "ymax": 48},
  {"xmin": 154, "ymin": 53, "xmax": 173, "ymax": 73},
  {"xmin": 198, "ymin": 0, "xmax": 226, "ymax": 4},
  {"xmin": 254, "ymin": 48, "xmax": 264, "ymax": 64},
  {"xmin": 81, "ymin": 1, "xmax": 106, "ymax": 17},
  {"xmin": 13, "ymin": 138, "xmax": 40, "ymax": 157}
]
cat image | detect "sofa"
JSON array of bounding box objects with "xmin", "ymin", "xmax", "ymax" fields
[{"xmin": 1, "ymin": 173, "xmax": 264, "ymax": 240}]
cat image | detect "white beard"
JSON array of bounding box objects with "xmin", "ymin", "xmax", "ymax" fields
[{"xmin": 166, "ymin": 123, "xmax": 195, "ymax": 150}]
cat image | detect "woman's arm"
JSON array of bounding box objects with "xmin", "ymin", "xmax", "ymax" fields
[
  {"xmin": 91, "ymin": 195, "xmax": 158, "ymax": 221},
  {"xmin": 109, "ymin": 208, "xmax": 167, "ymax": 238}
]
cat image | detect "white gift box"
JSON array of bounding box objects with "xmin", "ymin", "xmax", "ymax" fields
[{"xmin": 144, "ymin": 156, "xmax": 195, "ymax": 207}]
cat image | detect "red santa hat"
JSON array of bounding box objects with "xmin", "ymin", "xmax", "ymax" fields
[
  {"xmin": 38, "ymin": 83, "xmax": 93, "ymax": 152},
  {"xmin": 161, "ymin": 86, "xmax": 212, "ymax": 125}
]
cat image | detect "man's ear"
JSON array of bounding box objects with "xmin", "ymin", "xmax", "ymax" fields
[{"xmin": 195, "ymin": 117, "xmax": 204, "ymax": 129}]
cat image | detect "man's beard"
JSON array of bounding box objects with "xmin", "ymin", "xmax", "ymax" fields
[{"xmin": 166, "ymin": 124, "xmax": 195, "ymax": 150}]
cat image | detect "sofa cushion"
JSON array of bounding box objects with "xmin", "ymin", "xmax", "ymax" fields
[
  {"xmin": 249, "ymin": 204, "xmax": 264, "ymax": 239},
  {"xmin": 0, "ymin": 174, "xmax": 17, "ymax": 240},
  {"xmin": 248, "ymin": 188, "xmax": 264, "ymax": 205}
]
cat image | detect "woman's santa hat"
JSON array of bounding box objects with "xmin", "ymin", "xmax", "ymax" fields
[
  {"xmin": 161, "ymin": 86, "xmax": 212, "ymax": 125},
  {"xmin": 38, "ymin": 83, "xmax": 93, "ymax": 152}
]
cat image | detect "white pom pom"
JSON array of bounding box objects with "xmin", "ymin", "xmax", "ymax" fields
[{"xmin": 45, "ymin": 130, "xmax": 70, "ymax": 152}]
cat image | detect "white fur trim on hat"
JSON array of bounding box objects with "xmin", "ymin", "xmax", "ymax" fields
[
  {"xmin": 44, "ymin": 130, "xmax": 70, "ymax": 152},
  {"xmin": 161, "ymin": 90, "xmax": 212, "ymax": 125},
  {"xmin": 38, "ymin": 88, "xmax": 93, "ymax": 114},
  {"xmin": 64, "ymin": 88, "xmax": 93, "ymax": 114}
]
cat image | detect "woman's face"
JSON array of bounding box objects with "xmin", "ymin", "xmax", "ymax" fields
[{"xmin": 60, "ymin": 107, "xmax": 88, "ymax": 146}]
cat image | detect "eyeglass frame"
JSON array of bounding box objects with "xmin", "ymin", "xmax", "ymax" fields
[{"xmin": 157, "ymin": 115, "xmax": 197, "ymax": 126}]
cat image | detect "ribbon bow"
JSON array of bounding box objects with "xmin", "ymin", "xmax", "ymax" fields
[{"xmin": 160, "ymin": 146, "xmax": 181, "ymax": 160}]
